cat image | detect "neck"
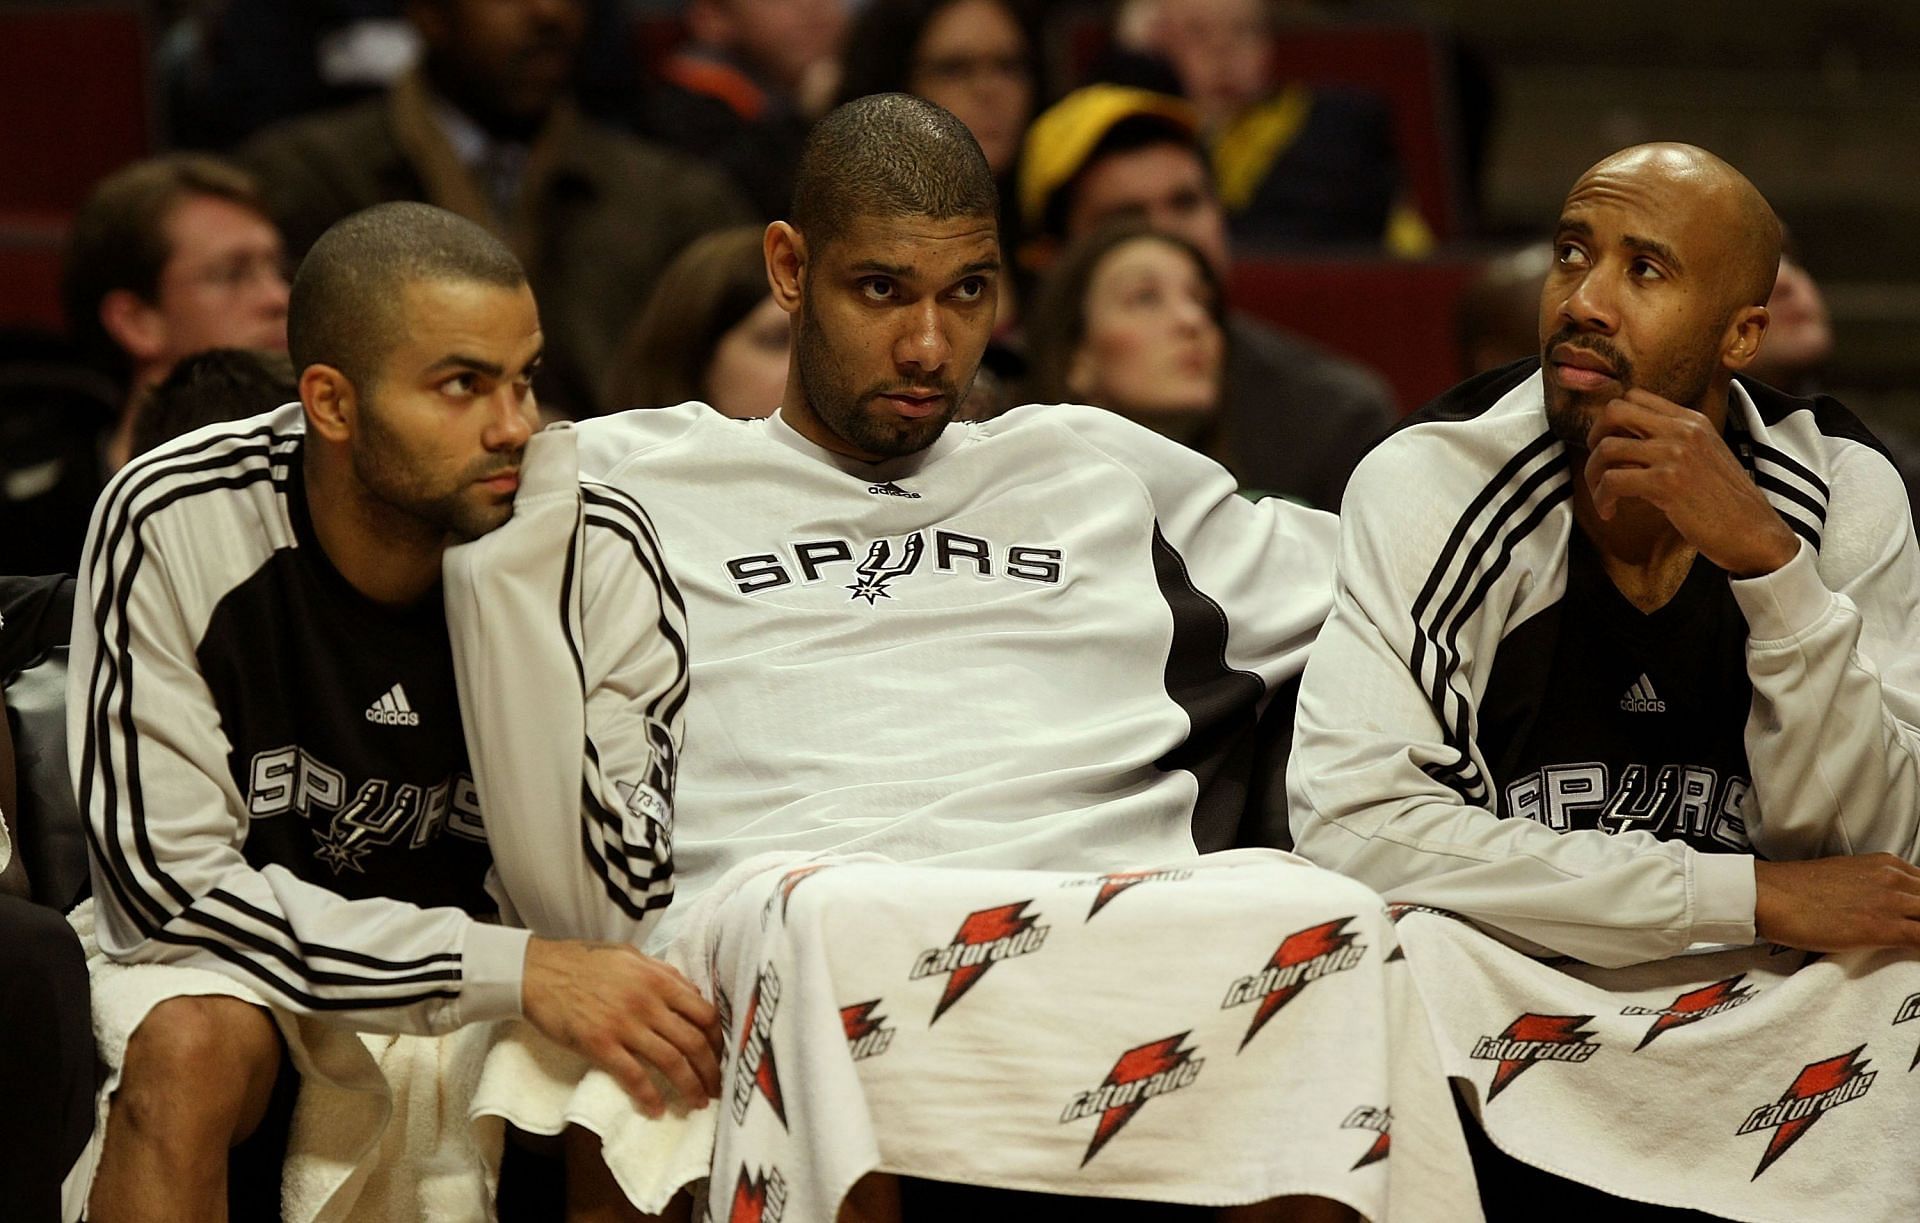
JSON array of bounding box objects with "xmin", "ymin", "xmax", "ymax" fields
[
  {"xmin": 421, "ymin": 61, "xmax": 549, "ymax": 143},
  {"xmin": 779, "ymin": 382, "xmax": 883, "ymax": 464},
  {"xmin": 303, "ymin": 447, "xmax": 448, "ymax": 607}
]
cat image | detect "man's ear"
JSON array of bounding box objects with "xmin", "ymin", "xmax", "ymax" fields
[
  {"xmin": 99, "ymin": 289, "xmax": 166, "ymax": 364},
  {"xmin": 300, "ymin": 365, "xmax": 356, "ymax": 443},
  {"xmin": 1722, "ymin": 305, "xmax": 1770, "ymax": 372},
  {"xmin": 765, "ymin": 221, "xmax": 806, "ymax": 315}
]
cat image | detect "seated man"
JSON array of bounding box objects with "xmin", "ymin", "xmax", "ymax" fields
[
  {"xmin": 70, "ymin": 201, "xmax": 715, "ymax": 1222},
  {"xmin": 1290, "ymin": 144, "xmax": 1920, "ymax": 1219},
  {"xmin": 466, "ymin": 93, "xmax": 1479, "ymax": 1223}
]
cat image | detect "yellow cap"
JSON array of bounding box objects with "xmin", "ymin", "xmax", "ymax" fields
[{"xmin": 1017, "ymin": 85, "xmax": 1200, "ymax": 232}]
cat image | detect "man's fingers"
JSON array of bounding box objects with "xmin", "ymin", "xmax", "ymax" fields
[
  {"xmin": 644, "ymin": 1005, "xmax": 724, "ymax": 1097},
  {"xmin": 597, "ymin": 1043, "xmax": 668, "ymax": 1119},
  {"xmin": 629, "ymin": 1028, "xmax": 715, "ymax": 1110}
]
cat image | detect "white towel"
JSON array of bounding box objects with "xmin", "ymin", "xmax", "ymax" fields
[
  {"xmin": 66, "ymin": 899, "xmax": 501, "ymax": 1223},
  {"xmin": 1394, "ymin": 907, "xmax": 1920, "ymax": 1222},
  {"xmin": 472, "ymin": 850, "xmax": 1483, "ymax": 1222}
]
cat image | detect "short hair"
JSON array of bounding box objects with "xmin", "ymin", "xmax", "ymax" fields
[
  {"xmin": 790, "ymin": 93, "xmax": 998, "ymax": 252},
  {"xmin": 604, "ymin": 226, "xmax": 770, "ymax": 410},
  {"xmin": 62, "ymin": 155, "xmax": 272, "ymax": 382},
  {"xmin": 1022, "ymin": 219, "xmax": 1223, "ymax": 404},
  {"xmin": 287, "ymin": 202, "xmax": 525, "ymax": 392},
  {"xmin": 131, "ymin": 348, "xmax": 297, "ymax": 459}
]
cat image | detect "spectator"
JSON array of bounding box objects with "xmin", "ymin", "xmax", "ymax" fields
[
  {"xmin": 631, "ymin": 0, "xmax": 850, "ymax": 219},
  {"xmin": 1019, "ymin": 84, "xmax": 1400, "ymax": 509},
  {"xmin": 1745, "ymin": 251, "xmax": 1833, "ymax": 396},
  {"xmin": 836, "ymin": 0, "xmax": 1040, "ymax": 253},
  {"xmin": 240, "ymin": 0, "xmax": 752, "ymax": 417},
  {"xmin": 1118, "ymin": 0, "xmax": 1433, "ymax": 255},
  {"xmin": 0, "ymin": 333, "xmax": 118, "ymax": 575},
  {"xmin": 1455, "ymin": 243, "xmax": 1552, "ymax": 378},
  {"xmin": 2, "ymin": 575, "xmax": 96, "ymax": 1223},
  {"xmin": 62, "ymin": 155, "xmax": 291, "ymax": 473},
  {"xmin": 604, "ymin": 226, "xmax": 787, "ymax": 418},
  {"xmin": 130, "ymin": 348, "xmax": 299, "ymax": 460},
  {"xmin": 1025, "ymin": 222, "xmax": 1232, "ymax": 458},
  {"xmin": 1743, "ymin": 243, "xmax": 1920, "ymax": 516}
]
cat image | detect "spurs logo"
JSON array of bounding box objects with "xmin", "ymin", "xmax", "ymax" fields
[{"xmin": 848, "ymin": 533, "xmax": 926, "ymax": 604}]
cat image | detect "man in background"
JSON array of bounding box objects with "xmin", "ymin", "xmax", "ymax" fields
[
  {"xmin": 242, "ymin": 0, "xmax": 751, "ymax": 416},
  {"xmin": 62, "ymin": 155, "xmax": 291, "ymax": 473}
]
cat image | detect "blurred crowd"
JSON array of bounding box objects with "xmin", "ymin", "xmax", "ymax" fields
[{"xmin": 0, "ymin": 0, "xmax": 1888, "ymax": 577}]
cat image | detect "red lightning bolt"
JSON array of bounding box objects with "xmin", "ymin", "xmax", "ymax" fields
[
  {"xmin": 932, "ymin": 902, "xmax": 1037, "ymax": 1022},
  {"xmin": 778, "ymin": 866, "xmax": 827, "ymax": 920},
  {"xmin": 737, "ymin": 982, "xmax": 787, "ymax": 1125},
  {"xmin": 1753, "ymin": 1046, "xmax": 1871, "ymax": 1179},
  {"xmin": 1486, "ymin": 1014, "xmax": 1596, "ymax": 1101},
  {"xmin": 728, "ymin": 1169, "xmax": 766, "ymax": 1223},
  {"xmin": 1634, "ymin": 975, "xmax": 1754, "ymax": 1051},
  {"xmin": 1240, "ymin": 919, "xmax": 1357, "ymax": 1051},
  {"xmin": 1087, "ymin": 872, "xmax": 1154, "ymax": 920},
  {"xmin": 1084, "ymin": 1034, "xmax": 1193, "ymax": 1166},
  {"xmin": 840, "ymin": 1000, "xmax": 884, "ymax": 1041},
  {"xmin": 1352, "ymin": 1131, "xmax": 1391, "ymax": 1170}
]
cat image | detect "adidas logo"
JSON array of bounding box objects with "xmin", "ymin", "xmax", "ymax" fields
[
  {"xmin": 1619, "ymin": 674, "xmax": 1666, "ymax": 714},
  {"xmin": 867, "ymin": 481, "xmax": 921, "ymax": 499},
  {"xmin": 365, "ymin": 683, "xmax": 420, "ymax": 726}
]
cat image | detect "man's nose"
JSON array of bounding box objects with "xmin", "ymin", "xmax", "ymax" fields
[
  {"xmin": 895, "ymin": 302, "xmax": 952, "ymax": 374},
  {"xmin": 1558, "ymin": 269, "xmax": 1618, "ymax": 334},
  {"xmin": 484, "ymin": 387, "xmax": 535, "ymax": 450}
]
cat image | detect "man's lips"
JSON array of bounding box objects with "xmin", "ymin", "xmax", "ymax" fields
[
  {"xmin": 879, "ymin": 391, "xmax": 946, "ymax": 419},
  {"xmin": 1550, "ymin": 343, "xmax": 1619, "ymax": 391},
  {"xmin": 479, "ymin": 469, "xmax": 520, "ymax": 494}
]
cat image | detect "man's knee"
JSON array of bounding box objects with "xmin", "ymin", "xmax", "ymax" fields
[{"xmin": 117, "ymin": 995, "xmax": 281, "ymax": 1138}]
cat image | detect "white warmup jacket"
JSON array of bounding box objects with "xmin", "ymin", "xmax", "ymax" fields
[
  {"xmin": 1290, "ymin": 363, "xmax": 1920, "ymax": 967},
  {"xmin": 69, "ymin": 408, "xmax": 685, "ymax": 1033},
  {"xmin": 574, "ymin": 402, "xmax": 1340, "ymax": 943}
]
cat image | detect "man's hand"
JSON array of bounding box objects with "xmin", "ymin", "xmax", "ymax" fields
[
  {"xmin": 1584, "ymin": 388, "xmax": 1801, "ymax": 578},
  {"xmin": 521, "ymin": 937, "xmax": 724, "ymax": 1118},
  {"xmin": 1753, "ymin": 854, "xmax": 1920, "ymax": 952}
]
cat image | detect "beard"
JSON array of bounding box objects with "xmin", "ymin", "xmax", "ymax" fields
[
  {"xmin": 794, "ymin": 294, "xmax": 972, "ymax": 460},
  {"xmin": 352, "ymin": 397, "xmax": 522, "ymax": 542},
  {"xmin": 1541, "ymin": 326, "xmax": 1716, "ymax": 453}
]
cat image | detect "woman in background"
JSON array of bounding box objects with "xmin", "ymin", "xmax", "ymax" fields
[
  {"xmin": 604, "ymin": 226, "xmax": 788, "ymax": 418},
  {"xmin": 836, "ymin": 0, "xmax": 1040, "ymax": 257},
  {"xmin": 1024, "ymin": 220, "xmax": 1229, "ymax": 456}
]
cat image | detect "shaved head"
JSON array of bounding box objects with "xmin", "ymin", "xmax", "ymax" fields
[
  {"xmin": 1569, "ymin": 143, "xmax": 1782, "ymax": 312},
  {"xmin": 1541, "ymin": 142, "xmax": 1782, "ymax": 445}
]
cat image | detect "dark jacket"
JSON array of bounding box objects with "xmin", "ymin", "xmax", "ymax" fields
[{"xmin": 242, "ymin": 71, "xmax": 753, "ymax": 415}]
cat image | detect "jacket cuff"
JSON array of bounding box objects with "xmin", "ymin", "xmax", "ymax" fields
[
  {"xmin": 459, "ymin": 922, "xmax": 532, "ymax": 1024},
  {"xmin": 1690, "ymin": 852, "xmax": 1758, "ymax": 946},
  {"xmin": 1730, "ymin": 539, "xmax": 1831, "ymax": 643}
]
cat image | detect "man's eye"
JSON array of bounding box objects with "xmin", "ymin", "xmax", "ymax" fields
[
  {"xmin": 443, "ymin": 373, "xmax": 478, "ymax": 396},
  {"xmin": 860, "ymin": 278, "xmax": 896, "ymax": 301},
  {"xmin": 1630, "ymin": 258, "xmax": 1664, "ymax": 282},
  {"xmin": 1555, "ymin": 242, "xmax": 1587, "ymax": 267},
  {"xmin": 952, "ymin": 278, "xmax": 986, "ymax": 301}
]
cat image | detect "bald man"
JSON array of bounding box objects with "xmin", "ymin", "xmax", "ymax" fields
[{"xmin": 1287, "ymin": 145, "xmax": 1920, "ymax": 1214}]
